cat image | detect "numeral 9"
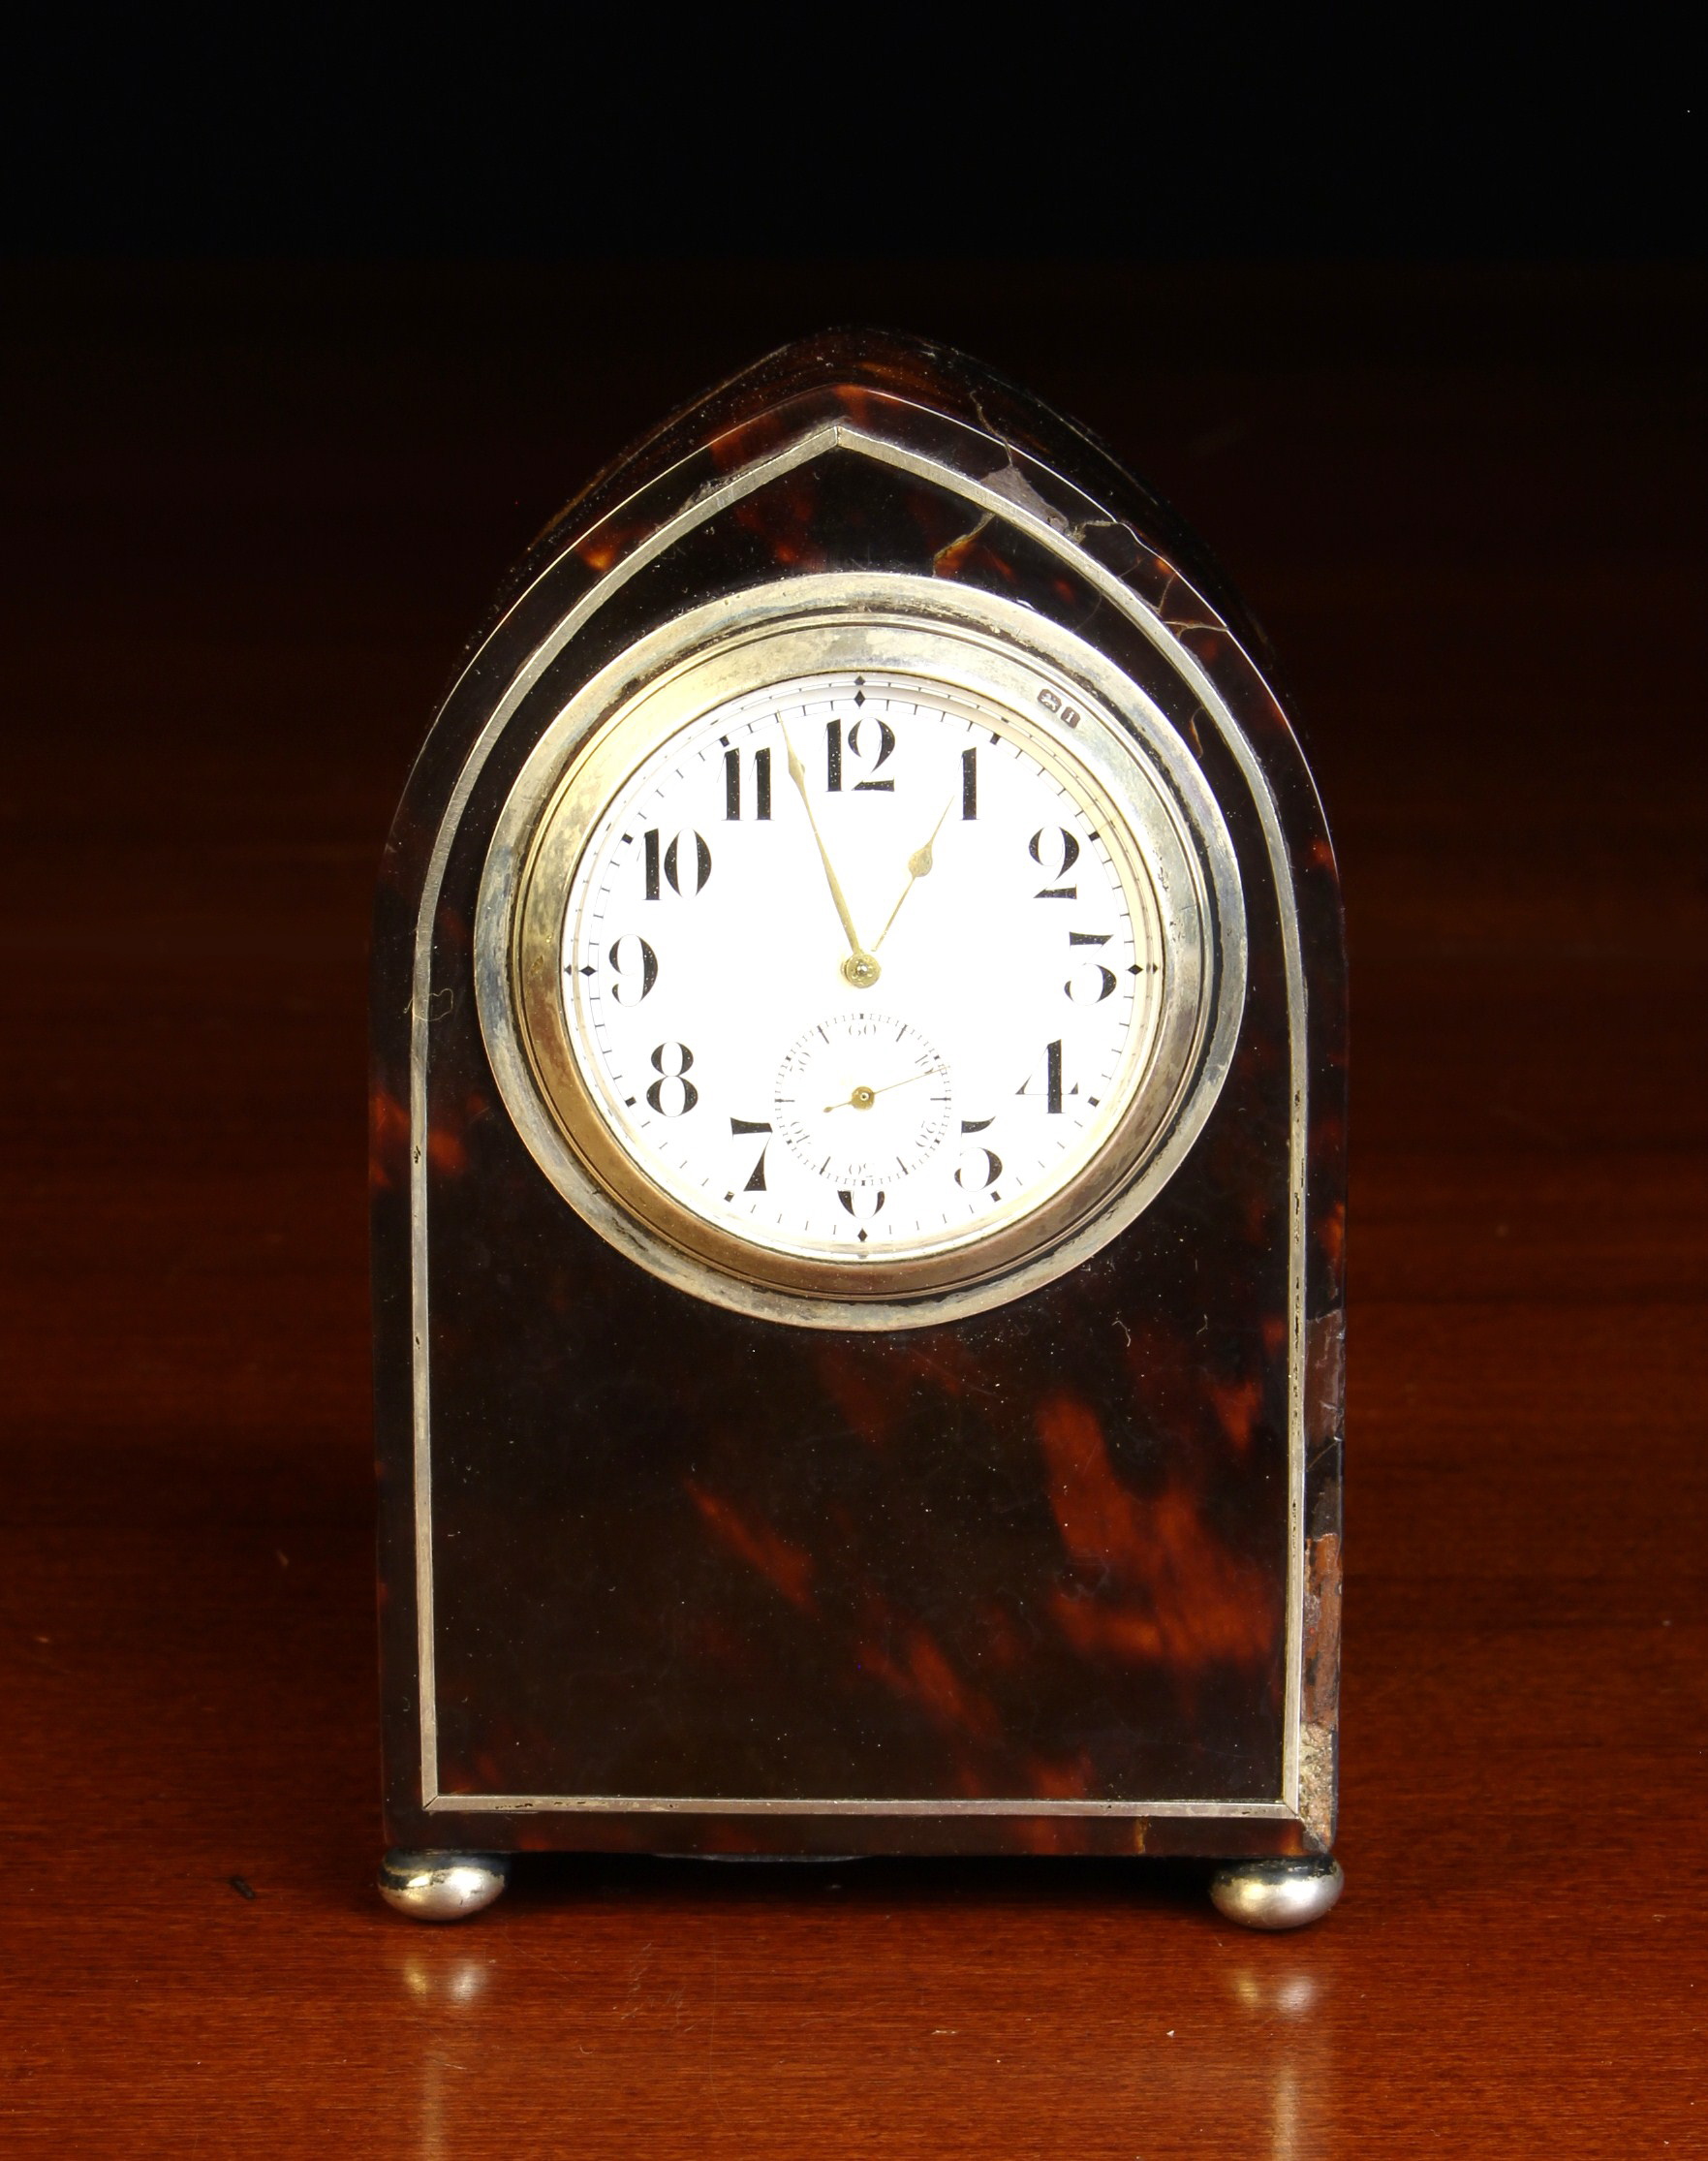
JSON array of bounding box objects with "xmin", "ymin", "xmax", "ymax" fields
[{"xmin": 607, "ymin": 935, "xmax": 658, "ymax": 1005}]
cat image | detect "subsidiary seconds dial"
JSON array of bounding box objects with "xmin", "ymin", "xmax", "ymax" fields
[{"xmin": 554, "ymin": 670, "xmax": 1169, "ymax": 1267}]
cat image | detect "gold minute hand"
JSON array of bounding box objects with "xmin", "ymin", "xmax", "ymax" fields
[
  {"xmin": 872, "ymin": 798, "xmax": 953, "ymax": 954},
  {"xmin": 781, "ymin": 723, "xmax": 880, "ymax": 988}
]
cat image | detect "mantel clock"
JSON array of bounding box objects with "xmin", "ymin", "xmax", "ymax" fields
[{"xmin": 371, "ymin": 332, "xmax": 1347, "ymax": 1930}]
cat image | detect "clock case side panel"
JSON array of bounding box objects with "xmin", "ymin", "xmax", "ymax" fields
[
  {"xmin": 372, "ymin": 331, "xmax": 1346, "ymax": 1859},
  {"xmin": 372, "ymin": 743, "xmax": 437, "ymax": 1841}
]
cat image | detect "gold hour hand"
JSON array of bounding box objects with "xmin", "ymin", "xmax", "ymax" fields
[
  {"xmin": 781, "ymin": 724, "xmax": 880, "ymax": 988},
  {"xmin": 872, "ymin": 798, "xmax": 953, "ymax": 954}
]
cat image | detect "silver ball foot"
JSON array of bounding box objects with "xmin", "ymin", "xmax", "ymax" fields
[
  {"xmin": 379, "ymin": 1849, "xmax": 512, "ymax": 1923},
  {"xmin": 1209, "ymin": 1854, "xmax": 1344, "ymax": 1930}
]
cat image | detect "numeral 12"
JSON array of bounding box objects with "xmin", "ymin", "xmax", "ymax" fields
[{"xmin": 826, "ymin": 716, "xmax": 895, "ymax": 792}]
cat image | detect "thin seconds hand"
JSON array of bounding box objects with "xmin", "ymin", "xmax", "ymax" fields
[{"xmin": 822, "ymin": 1070, "xmax": 940, "ymax": 1113}]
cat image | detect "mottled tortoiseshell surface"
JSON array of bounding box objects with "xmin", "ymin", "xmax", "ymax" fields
[{"xmin": 373, "ymin": 334, "xmax": 1345, "ymax": 1859}]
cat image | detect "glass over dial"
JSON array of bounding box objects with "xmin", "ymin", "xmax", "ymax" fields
[{"xmin": 551, "ymin": 671, "xmax": 1170, "ymax": 1268}]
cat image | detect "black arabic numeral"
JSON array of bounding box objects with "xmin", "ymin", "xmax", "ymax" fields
[
  {"xmin": 848, "ymin": 716, "xmax": 896, "ymax": 791},
  {"xmin": 607, "ymin": 934, "xmax": 659, "ymax": 1005},
  {"xmin": 1017, "ymin": 1039, "xmax": 1068, "ymax": 1114},
  {"xmin": 1065, "ymin": 930, "xmax": 1114, "ymax": 1003},
  {"xmin": 1030, "ymin": 827, "xmax": 1080, "ymax": 899},
  {"xmin": 730, "ymin": 1115, "xmax": 772, "ymax": 1191},
  {"xmin": 954, "ymin": 1146, "xmax": 1003, "ymax": 1190},
  {"xmin": 642, "ymin": 829, "xmax": 713, "ymax": 896},
  {"xmin": 725, "ymin": 746, "xmax": 772, "ymax": 822},
  {"xmin": 646, "ymin": 1042, "xmax": 699, "ymax": 1116},
  {"xmin": 827, "ymin": 713, "xmax": 896, "ymax": 793}
]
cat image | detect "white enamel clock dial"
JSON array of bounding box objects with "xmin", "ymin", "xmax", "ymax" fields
[
  {"xmin": 478, "ymin": 582, "xmax": 1244, "ymax": 1327},
  {"xmin": 556, "ymin": 674, "xmax": 1165, "ymax": 1264}
]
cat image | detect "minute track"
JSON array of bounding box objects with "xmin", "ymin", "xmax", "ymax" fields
[
  {"xmin": 559, "ymin": 669, "xmax": 1161, "ymax": 1268},
  {"xmin": 483, "ymin": 581, "xmax": 1233, "ymax": 1324}
]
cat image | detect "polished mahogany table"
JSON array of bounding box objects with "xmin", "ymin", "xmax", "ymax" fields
[{"xmin": 5, "ymin": 263, "xmax": 1703, "ymax": 2155}]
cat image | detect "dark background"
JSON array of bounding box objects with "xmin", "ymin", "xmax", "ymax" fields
[
  {"xmin": 5, "ymin": 10, "xmax": 1703, "ymax": 263},
  {"xmin": 4, "ymin": 15, "xmax": 1705, "ymax": 2156}
]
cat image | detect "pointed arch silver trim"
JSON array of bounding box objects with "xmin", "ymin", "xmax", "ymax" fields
[{"xmin": 409, "ymin": 422, "xmax": 1308, "ymax": 1821}]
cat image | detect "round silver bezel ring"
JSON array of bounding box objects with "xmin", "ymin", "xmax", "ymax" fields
[{"xmin": 475, "ymin": 572, "xmax": 1247, "ymax": 1331}]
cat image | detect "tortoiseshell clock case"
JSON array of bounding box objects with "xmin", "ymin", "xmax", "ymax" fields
[{"xmin": 371, "ymin": 332, "xmax": 1346, "ymax": 1928}]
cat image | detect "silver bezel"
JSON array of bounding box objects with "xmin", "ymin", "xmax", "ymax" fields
[{"xmin": 474, "ymin": 575, "xmax": 1246, "ymax": 1330}]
